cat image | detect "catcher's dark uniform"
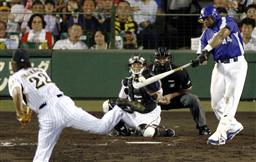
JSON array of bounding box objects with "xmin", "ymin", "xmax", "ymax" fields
[
  {"xmin": 149, "ymin": 63, "xmax": 209, "ymax": 134},
  {"xmin": 119, "ymin": 70, "xmax": 160, "ymax": 113}
]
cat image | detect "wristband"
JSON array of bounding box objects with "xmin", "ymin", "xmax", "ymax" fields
[{"xmin": 204, "ymin": 44, "xmax": 213, "ymax": 52}]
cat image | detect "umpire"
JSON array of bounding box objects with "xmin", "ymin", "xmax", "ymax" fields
[{"xmin": 149, "ymin": 47, "xmax": 211, "ymax": 135}]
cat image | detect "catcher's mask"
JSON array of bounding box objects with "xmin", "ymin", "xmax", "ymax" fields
[
  {"xmin": 153, "ymin": 47, "xmax": 171, "ymax": 67},
  {"xmin": 12, "ymin": 49, "xmax": 31, "ymax": 72},
  {"xmin": 128, "ymin": 55, "xmax": 146, "ymax": 77}
]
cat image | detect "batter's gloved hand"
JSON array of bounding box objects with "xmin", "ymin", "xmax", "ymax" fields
[
  {"xmin": 191, "ymin": 50, "xmax": 211, "ymax": 67},
  {"xmin": 16, "ymin": 107, "xmax": 32, "ymax": 126}
]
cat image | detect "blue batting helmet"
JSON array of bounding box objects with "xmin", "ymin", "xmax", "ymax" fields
[{"xmin": 199, "ymin": 5, "xmax": 221, "ymax": 22}]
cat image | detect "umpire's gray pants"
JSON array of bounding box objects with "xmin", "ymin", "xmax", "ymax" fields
[{"xmin": 160, "ymin": 93, "xmax": 207, "ymax": 127}]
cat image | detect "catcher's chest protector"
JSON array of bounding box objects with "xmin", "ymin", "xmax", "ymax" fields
[{"xmin": 126, "ymin": 78, "xmax": 157, "ymax": 112}]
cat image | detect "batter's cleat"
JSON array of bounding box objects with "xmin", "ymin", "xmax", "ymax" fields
[
  {"xmin": 198, "ymin": 125, "xmax": 211, "ymax": 135},
  {"xmin": 207, "ymin": 132, "xmax": 226, "ymax": 145},
  {"xmin": 207, "ymin": 138, "xmax": 226, "ymax": 145},
  {"xmin": 227, "ymin": 123, "xmax": 244, "ymax": 140}
]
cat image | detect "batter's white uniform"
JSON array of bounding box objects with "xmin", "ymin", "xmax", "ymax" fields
[
  {"xmin": 198, "ymin": 8, "xmax": 248, "ymax": 144},
  {"xmin": 8, "ymin": 67, "xmax": 124, "ymax": 162}
]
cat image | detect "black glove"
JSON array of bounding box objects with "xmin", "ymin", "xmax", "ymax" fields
[{"xmin": 191, "ymin": 50, "xmax": 211, "ymax": 67}]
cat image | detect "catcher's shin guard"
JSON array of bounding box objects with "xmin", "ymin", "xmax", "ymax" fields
[{"xmin": 139, "ymin": 124, "xmax": 175, "ymax": 137}]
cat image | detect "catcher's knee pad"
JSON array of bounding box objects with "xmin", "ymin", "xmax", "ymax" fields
[
  {"xmin": 139, "ymin": 124, "xmax": 156, "ymax": 137},
  {"xmin": 143, "ymin": 126, "xmax": 156, "ymax": 137}
]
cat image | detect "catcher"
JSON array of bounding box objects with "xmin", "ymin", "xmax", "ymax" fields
[{"xmin": 103, "ymin": 55, "xmax": 175, "ymax": 137}]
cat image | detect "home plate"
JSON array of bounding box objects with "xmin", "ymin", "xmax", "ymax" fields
[{"xmin": 125, "ymin": 141, "xmax": 162, "ymax": 144}]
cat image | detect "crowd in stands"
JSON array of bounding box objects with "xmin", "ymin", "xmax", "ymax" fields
[{"xmin": 0, "ymin": 0, "xmax": 255, "ymax": 50}]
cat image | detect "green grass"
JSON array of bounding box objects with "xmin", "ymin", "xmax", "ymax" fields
[{"xmin": 0, "ymin": 100, "xmax": 255, "ymax": 112}]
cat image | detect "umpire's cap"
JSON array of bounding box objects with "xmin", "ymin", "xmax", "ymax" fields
[{"xmin": 12, "ymin": 49, "xmax": 30, "ymax": 64}]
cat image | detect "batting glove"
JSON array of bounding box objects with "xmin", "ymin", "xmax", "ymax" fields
[{"xmin": 191, "ymin": 50, "xmax": 211, "ymax": 67}]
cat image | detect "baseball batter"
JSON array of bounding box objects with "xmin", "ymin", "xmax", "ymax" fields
[
  {"xmin": 192, "ymin": 5, "xmax": 248, "ymax": 145},
  {"xmin": 8, "ymin": 49, "xmax": 128, "ymax": 162}
]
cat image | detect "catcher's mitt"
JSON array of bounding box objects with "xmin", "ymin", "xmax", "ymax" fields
[
  {"xmin": 115, "ymin": 98, "xmax": 146, "ymax": 113},
  {"xmin": 16, "ymin": 106, "xmax": 32, "ymax": 125}
]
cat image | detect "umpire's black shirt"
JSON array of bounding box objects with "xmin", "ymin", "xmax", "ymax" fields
[{"xmin": 149, "ymin": 64, "xmax": 192, "ymax": 95}]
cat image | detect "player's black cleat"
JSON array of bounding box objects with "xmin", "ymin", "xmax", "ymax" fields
[
  {"xmin": 110, "ymin": 121, "xmax": 131, "ymax": 136},
  {"xmin": 163, "ymin": 128, "xmax": 175, "ymax": 137},
  {"xmin": 155, "ymin": 125, "xmax": 175, "ymax": 137},
  {"xmin": 198, "ymin": 125, "xmax": 211, "ymax": 135}
]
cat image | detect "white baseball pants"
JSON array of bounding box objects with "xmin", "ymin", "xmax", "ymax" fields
[
  {"xmin": 33, "ymin": 96, "xmax": 124, "ymax": 162},
  {"xmin": 210, "ymin": 56, "xmax": 247, "ymax": 130}
]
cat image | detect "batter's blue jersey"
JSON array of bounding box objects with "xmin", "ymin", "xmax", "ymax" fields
[{"xmin": 199, "ymin": 16, "xmax": 244, "ymax": 61}]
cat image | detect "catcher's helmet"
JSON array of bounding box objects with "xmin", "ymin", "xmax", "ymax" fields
[
  {"xmin": 128, "ymin": 55, "xmax": 146, "ymax": 66},
  {"xmin": 199, "ymin": 5, "xmax": 221, "ymax": 22},
  {"xmin": 128, "ymin": 55, "xmax": 146, "ymax": 75}
]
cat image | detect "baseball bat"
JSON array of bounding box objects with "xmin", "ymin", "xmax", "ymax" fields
[{"xmin": 133, "ymin": 62, "xmax": 192, "ymax": 89}]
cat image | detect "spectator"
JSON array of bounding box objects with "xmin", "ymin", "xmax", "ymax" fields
[
  {"xmin": 123, "ymin": 30, "xmax": 138, "ymax": 49},
  {"xmin": 240, "ymin": 17, "xmax": 256, "ymax": 50},
  {"xmin": 59, "ymin": 0, "xmax": 79, "ymax": 33},
  {"xmin": 7, "ymin": 0, "xmax": 24, "ymax": 33},
  {"xmin": 0, "ymin": 20, "xmax": 19, "ymax": 49},
  {"xmin": 91, "ymin": 30, "xmax": 108, "ymax": 49},
  {"xmin": 21, "ymin": 0, "xmax": 45, "ymax": 34},
  {"xmin": 0, "ymin": 6, "xmax": 11, "ymax": 23},
  {"xmin": 213, "ymin": 0, "xmax": 253, "ymax": 20},
  {"xmin": 21, "ymin": 14, "xmax": 54, "ymax": 49},
  {"xmin": 245, "ymin": 4, "xmax": 256, "ymax": 38},
  {"xmin": 115, "ymin": 1, "xmax": 138, "ymax": 37},
  {"xmin": 95, "ymin": 0, "xmax": 104, "ymax": 11},
  {"xmin": 126, "ymin": 0, "xmax": 140, "ymax": 11},
  {"xmin": 53, "ymin": 23, "xmax": 88, "ymax": 49},
  {"xmin": 55, "ymin": 0, "xmax": 67, "ymax": 12},
  {"xmin": 64, "ymin": 0, "xmax": 99, "ymax": 46},
  {"xmin": 95, "ymin": 0, "xmax": 113, "ymax": 32},
  {"xmin": 75, "ymin": 0, "xmax": 99, "ymax": 33},
  {"xmin": 133, "ymin": 0, "xmax": 158, "ymax": 49},
  {"xmin": 44, "ymin": 0, "xmax": 59, "ymax": 39}
]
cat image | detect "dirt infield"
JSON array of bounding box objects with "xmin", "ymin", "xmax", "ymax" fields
[{"xmin": 0, "ymin": 111, "xmax": 255, "ymax": 162}]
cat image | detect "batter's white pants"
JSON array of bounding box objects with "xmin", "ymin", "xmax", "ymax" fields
[
  {"xmin": 114, "ymin": 105, "xmax": 161, "ymax": 128},
  {"xmin": 33, "ymin": 96, "xmax": 124, "ymax": 162},
  {"xmin": 210, "ymin": 56, "xmax": 247, "ymax": 130}
]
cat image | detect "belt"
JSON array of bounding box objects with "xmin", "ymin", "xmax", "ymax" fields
[
  {"xmin": 216, "ymin": 56, "xmax": 238, "ymax": 64},
  {"xmin": 39, "ymin": 94, "xmax": 63, "ymax": 110}
]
